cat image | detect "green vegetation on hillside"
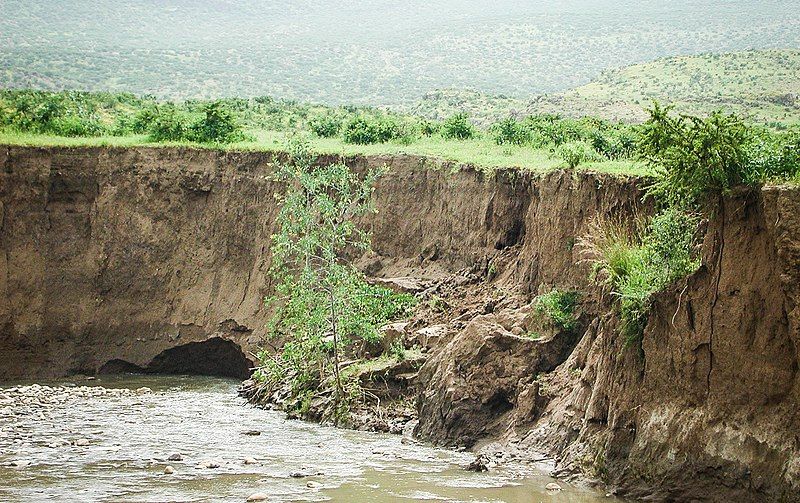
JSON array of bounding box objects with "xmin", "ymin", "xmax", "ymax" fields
[{"xmin": 412, "ymin": 50, "xmax": 800, "ymax": 129}]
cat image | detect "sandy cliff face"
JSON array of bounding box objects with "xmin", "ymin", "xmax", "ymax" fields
[
  {"xmin": 2, "ymin": 145, "xmax": 798, "ymax": 501},
  {"xmin": 0, "ymin": 146, "xmax": 639, "ymax": 380}
]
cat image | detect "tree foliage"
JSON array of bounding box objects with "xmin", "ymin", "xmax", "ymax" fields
[{"xmin": 255, "ymin": 139, "xmax": 415, "ymax": 421}]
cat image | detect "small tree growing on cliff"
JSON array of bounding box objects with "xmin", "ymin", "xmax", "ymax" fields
[{"xmin": 256, "ymin": 139, "xmax": 412, "ymax": 422}]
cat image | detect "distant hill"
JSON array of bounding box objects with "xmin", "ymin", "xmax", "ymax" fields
[
  {"xmin": 1, "ymin": 0, "xmax": 799, "ymax": 105},
  {"xmin": 405, "ymin": 50, "xmax": 800, "ymax": 128}
]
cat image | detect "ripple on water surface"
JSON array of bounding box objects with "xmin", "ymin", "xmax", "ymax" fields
[{"xmin": 0, "ymin": 375, "xmax": 615, "ymax": 502}]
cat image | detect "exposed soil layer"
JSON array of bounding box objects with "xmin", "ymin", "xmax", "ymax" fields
[{"xmin": 2, "ymin": 145, "xmax": 799, "ymax": 501}]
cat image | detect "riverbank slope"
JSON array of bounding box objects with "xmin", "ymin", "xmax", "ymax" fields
[{"xmin": 1, "ymin": 145, "xmax": 798, "ymax": 501}]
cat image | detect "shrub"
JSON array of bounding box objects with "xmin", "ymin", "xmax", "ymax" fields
[
  {"xmin": 492, "ymin": 117, "xmax": 529, "ymax": 146},
  {"xmin": 190, "ymin": 101, "xmax": 246, "ymax": 143},
  {"xmin": 639, "ymin": 103, "xmax": 753, "ymax": 209},
  {"xmin": 308, "ymin": 113, "xmax": 341, "ymax": 138},
  {"xmin": 581, "ymin": 208, "xmax": 700, "ymax": 346},
  {"xmin": 534, "ymin": 289, "xmax": 580, "ymax": 333},
  {"xmin": 419, "ymin": 119, "xmax": 440, "ymax": 137},
  {"xmin": 590, "ymin": 126, "xmax": 638, "ymax": 159},
  {"xmin": 747, "ymin": 129, "xmax": 800, "ymax": 181},
  {"xmin": 556, "ymin": 140, "xmax": 601, "ymax": 168},
  {"xmin": 49, "ymin": 115, "xmax": 106, "ymax": 137},
  {"xmin": 441, "ymin": 112, "xmax": 475, "ymax": 140},
  {"xmin": 147, "ymin": 105, "xmax": 191, "ymax": 142},
  {"xmin": 342, "ymin": 115, "xmax": 399, "ymax": 144}
]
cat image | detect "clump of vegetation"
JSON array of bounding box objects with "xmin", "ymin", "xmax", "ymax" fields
[
  {"xmin": 581, "ymin": 209, "xmax": 700, "ymax": 346},
  {"xmin": 492, "ymin": 117, "xmax": 530, "ymax": 145},
  {"xmin": 308, "ymin": 113, "xmax": 342, "ymax": 138},
  {"xmin": 441, "ymin": 113, "xmax": 475, "ymax": 140},
  {"xmin": 534, "ymin": 289, "xmax": 581, "ymax": 333},
  {"xmin": 253, "ymin": 139, "xmax": 415, "ymax": 423},
  {"xmin": 0, "ymin": 89, "xmax": 108, "ymax": 137},
  {"xmin": 342, "ymin": 115, "xmax": 401, "ymax": 144},
  {"xmin": 556, "ymin": 140, "xmax": 602, "ymax": 168},
  {"xmin": 640, "ymin": 103, "xmax": 800, "ymax": 209},
  {"xmin": 190, "ymin": 101, "xmax": 249, "ymax": 143},
  {"xmin": 580, "ymin": 104, "xmax": 798, "ymax": 350},
  {"xmin": 147, "ymin": 104, "xmax": 191, "ymax": 142}
]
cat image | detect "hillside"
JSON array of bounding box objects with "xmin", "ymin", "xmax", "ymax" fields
[
  {"xmin": 2, "ymin": 0, "xmax": 799, "ymax": 105},
  {"xmin": 529, "ymin": 49, "xmax": 800, "ymax": 126},
  {"xmin": 407, "ymin": 50, "xmax": 800, "ymax": 127}
]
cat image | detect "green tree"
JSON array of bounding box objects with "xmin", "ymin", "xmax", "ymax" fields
[
  {"xmin": 441, "ymin": 112, "xmax": 475, "ymax": 140},
  {"xmin": 256, "ymin": 139, "xmax": 412, "ymax": 422}
]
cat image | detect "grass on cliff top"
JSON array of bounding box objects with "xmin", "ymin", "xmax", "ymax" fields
[{"xmin": 0, "ymin": 130, "xmax": 648, "ymax": 177}]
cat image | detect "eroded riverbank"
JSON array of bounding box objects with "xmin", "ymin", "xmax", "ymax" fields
[{"xmin": 0, "ymin": 375, "xmax": 615, "ymax": 502}]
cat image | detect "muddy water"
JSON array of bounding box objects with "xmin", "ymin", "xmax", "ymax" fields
[{"xmin": 0, "ymin": 375, "xmax": 613, "ymax": 502}]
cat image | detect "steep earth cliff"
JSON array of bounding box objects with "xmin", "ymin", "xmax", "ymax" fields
[{"xmin": 1, "ymin": 145, "xmax": 798, "ymax": 501}]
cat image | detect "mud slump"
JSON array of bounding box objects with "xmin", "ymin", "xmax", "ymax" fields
[{"xmin": 0, "ymin": 375, "xmax": 615, "ymax": 503}]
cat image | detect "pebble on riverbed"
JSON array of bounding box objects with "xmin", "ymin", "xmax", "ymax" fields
[
  {"xmin": 197, "ymin": 459, "xmax": 221, "ymax": 469},
  {"xmin": 164, "ymin": 465, "xmax": 175, "ymax": 475}
]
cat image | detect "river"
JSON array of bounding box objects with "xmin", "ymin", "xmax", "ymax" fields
[{"xmin": 0, "ymin": 375, "xmax": 614, "ymax": 502}]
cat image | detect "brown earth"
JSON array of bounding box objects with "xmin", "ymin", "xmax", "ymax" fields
[{"xmin": 1, "ymin": 144, "xmax": 799, "ymax": 501}]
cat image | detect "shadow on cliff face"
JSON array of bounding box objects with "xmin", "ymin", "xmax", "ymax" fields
[{"xmin": 99, "ymin": 337, "xmax": 253, "ymax": 380}]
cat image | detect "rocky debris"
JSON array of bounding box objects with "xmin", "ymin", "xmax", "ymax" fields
[
  {"xmin": 370, "ymin": 277, "xmax": 430, "ymax": 294},
  {"xmin": 168, "ymin": 453, "xmax": 183, "ymax": 461},
  {"xmin": 413, "ymin": 324, "xmax": 450, "ymax": 351},
  {"xmin": 246, "ymin": 493, "xmax": 269, "ymax": 502},
  {"xmin": 466, "ymin": 454, "xmax": 491, "ymax": 472},
  {"xmin": 163, "ymin": 465, "xmax": 175, "ymax": 475},
  {"xmin": 414, "ymin": 312, "xmax": 578, "ymax": 448},
  {"xmin": 243, "ymin": 457, "xmax": 258, "ymax": 465},
  {"xmin": 380, "ymin": 322, "xmax": 409, "ymax": 352},
  {"xmin": 306, "ymin": 481, "xmax": 322, "ymax": 489},
  {"xmin": 0, "ymin": 384, "xmax": 137, "ymax": 407},
  {"xmin": 74, "ymin": 438, "xmax": 90, "ymax": 447}
]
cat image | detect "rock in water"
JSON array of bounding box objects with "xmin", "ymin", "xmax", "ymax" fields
[
  {"xmin": 197, "ymin": 459, "xmax": 220, "ymax": 469},
  {"xmin": 168, "ymin": 453, "xmax": 183, "ymax": 461},
  {"xmin": 545, "ymin": 482, "xmax": 562, "ymax": 492},
  {"xmin": 466, "ymin": 454, "xmax": 490, "ymax": 472},
  {"xmin": 163, "ymin": 465, "xmax": 175, "ymax": 474},
  {"xmin": 74, "ymin": 438, "xmax": 90, "ymax": 446},
  {"xmin": 246, "ymin": 493, "xmax": 269, "ymax": 502},
  {"xmin": 243, "ymin": 457, "xmax": 258, "ymax": 465}
]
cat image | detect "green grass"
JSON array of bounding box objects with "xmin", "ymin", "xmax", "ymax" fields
[{"xmin": 0, "ymin": 129, "xmax": 648, "ymax": 176}]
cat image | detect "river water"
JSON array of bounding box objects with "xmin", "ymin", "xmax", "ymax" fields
[{"xmin": 0, "ymin": 375, "xmax": 613, "ymax": 502}]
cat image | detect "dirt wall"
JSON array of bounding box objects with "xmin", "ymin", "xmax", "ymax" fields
[{"xmin": 2, "ymin": 144, "xmax": 798, "ymax": 500}]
